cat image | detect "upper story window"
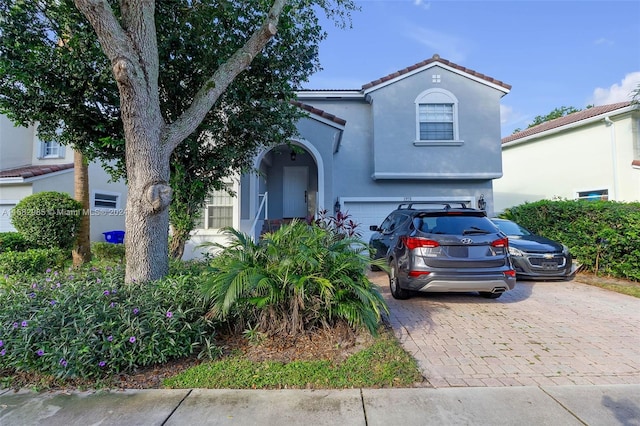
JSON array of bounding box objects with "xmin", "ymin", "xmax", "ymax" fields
[
  {"xmin": 418, "ymin": 103, "xmax": 454, "ymax": 140},
  {"xmin": 414, "ymin": 89, "xmax": 461, "ymax": 145},
  {"xmin": 40, "ymin": 141, "xmax": 65, "ymax": 159}
]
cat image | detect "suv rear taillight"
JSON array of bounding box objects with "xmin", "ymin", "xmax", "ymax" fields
[
  {"xmin": 504, "ymin": 269, "xmax": 516, "ymax": 277},
  {"xmin": 491, "ymin": 238, "xmax": 509, "ymax": 248},
  {"xmin": 402, "ymin": 236, "xmax": 440, "ymax": 250}
]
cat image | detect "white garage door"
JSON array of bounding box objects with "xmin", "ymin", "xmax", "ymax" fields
[
  {"xmin": 342, "ymin": 201, "xmax": 400, "ymax": 244},
  {"xmin": 0, "ymin": 204, "xmax": 17, "ymax": 232}
]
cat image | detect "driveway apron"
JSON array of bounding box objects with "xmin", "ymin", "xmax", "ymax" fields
[{"xmin": 369, "ymin": 272, "xmax": 640, "ymax": 388}]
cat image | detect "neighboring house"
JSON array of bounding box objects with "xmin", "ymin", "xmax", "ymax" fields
[
  {"xmin": 494, "ymin": 102, "xmax": 640, "ymax": 213},
  {"xmin": 0, "ymin": 114, "xmax": 127, "ymax": 241},
  {"xmin": 185, "ymin": 54, "xmax": 512, "ymax": 258}
]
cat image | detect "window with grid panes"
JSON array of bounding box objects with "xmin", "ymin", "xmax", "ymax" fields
[
  {"xmin": 418, "ymin": 103, "xmax": 454, "ymax": 140},
  {"xmin": 198, "ymin": 184, "xmax": 233, "ymax": 229}
]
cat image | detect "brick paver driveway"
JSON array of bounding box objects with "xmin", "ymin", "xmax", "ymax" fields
[{"xmin": 369, "ymin": 272, "xmax": 640, "ymax": 388}]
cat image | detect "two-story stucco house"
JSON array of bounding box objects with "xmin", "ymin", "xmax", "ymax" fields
[
  {"xmin": 494, "ymin": 101, "xmax": 640, "ymax": 213},
  {"xmin": 0, "ymin": 114, "xmax": 128, "ymax": 240},
  {"xmin": 1, "ymin": 54, "xmax": 512, "ymax": 258},
  {"xmin": 185, "ymin": 54, "xmax": 512, "ymax": 257}
]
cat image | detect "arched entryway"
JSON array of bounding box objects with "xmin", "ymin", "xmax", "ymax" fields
[{"xmin": 242, "ymin": 139, "xmax": 324, "ymax": 239}]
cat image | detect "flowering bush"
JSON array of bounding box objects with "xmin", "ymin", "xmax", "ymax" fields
[{"xmin": 0, "ymin": 264, "xmax": 218, "ymax": 379}]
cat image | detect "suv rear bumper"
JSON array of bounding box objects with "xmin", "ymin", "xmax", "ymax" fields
[{"xmin": 404, "ymin": 272, "xmax": 516, "ymax": 293}]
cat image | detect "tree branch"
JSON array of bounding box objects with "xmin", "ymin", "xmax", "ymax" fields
[{"xmin": 165, "ymin": 0, "xmax": 287, "ymax": 152}]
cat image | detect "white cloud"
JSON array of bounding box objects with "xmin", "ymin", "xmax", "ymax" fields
[
  {"xmin": 589, "ymin": 72, "xmax": 640, "ymax": 105},
  {"xmin": 413, "ymin": 0, "xmax": 431, "ymax": 10},
  {"xmin": 594, "ymin": 37, "xmax": 614, "ymax": 46},
  {"xmin": 403, "ymin": 25, "xmax": 467, "ymax": 63}
]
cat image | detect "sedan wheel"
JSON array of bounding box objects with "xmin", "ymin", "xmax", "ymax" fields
[{"xmin": 389, "ymin": 261, "xmax": 411, "ymax": 300}]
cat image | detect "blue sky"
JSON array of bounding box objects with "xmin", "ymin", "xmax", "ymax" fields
[{"xmin": 303, "ymin": 0, "xmax": 640, "ymax": 137}]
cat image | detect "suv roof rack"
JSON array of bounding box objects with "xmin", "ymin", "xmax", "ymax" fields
[{"xmin": 397, "ymin": 201, "xmax": 470, "ymax": 210}]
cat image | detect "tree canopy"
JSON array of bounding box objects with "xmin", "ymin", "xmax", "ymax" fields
[{"xmin": 1, "ymin": 0, "xmax": 358, "ymax": 282}]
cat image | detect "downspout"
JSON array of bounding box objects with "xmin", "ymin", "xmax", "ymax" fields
[{"xmin": 604, "ymin": 116, "xmax": 618, "ymax": 200}]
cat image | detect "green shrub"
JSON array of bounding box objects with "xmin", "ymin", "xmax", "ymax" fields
[
  {"xmin": 0, "ymin": 248, "xmax": 68, "ymax": 275},
  {"xmin": 91, "ymin": 242, "xmax": 125, "ymax": 263},
  {"xmin": 11, "ymin": 192, "xmax": 83, "ymax": 249},
  {"xmin": 502, "ymin": 200, "xmax": 640, "ymax": 281},
  {"xmin": 0, "ymin": 232, "xmax": 38, "ymax": 253},
  {"xmin": 0, "ymin": 265, "xmax": 218, "ymax": 379},
  {"xmin": 201, "ymin": 220, "xmax": 388, "ymax": 337}
]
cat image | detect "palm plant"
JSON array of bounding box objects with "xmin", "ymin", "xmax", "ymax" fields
[{"xmin": 201, "ymin": 220, "xmax": 388, "ymax": 336}]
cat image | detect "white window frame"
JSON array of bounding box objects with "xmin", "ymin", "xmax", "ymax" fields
[
  {"xmin": 414, "ymin": 88, "xmax": 462, "ymax": 146},
  {"xmin": 92, "ymin": 190, "xmax": 121, "ymax": 210},
  {"xmin": 40, "ymin": 141, "xmax": 65, "ymax": 159},
  {"xmin": 199, "ymin": 183, "xmax": 234, "ymax": 230}
]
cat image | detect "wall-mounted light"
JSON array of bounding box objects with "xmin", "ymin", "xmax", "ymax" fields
[
  {"xmin": 290, "ymin": 150, "xmax": 296, "ymax": 161},
  {"xmin": 477, "ymin": 194, "xmax": 486, "ymax": 210},
  {"xmin": 334, "ymin": 200, "xmax": 341, "ymax": 214}
]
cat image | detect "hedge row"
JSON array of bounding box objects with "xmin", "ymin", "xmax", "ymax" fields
[{"xmin": 502, "ymin": 200, "xmax": 640, "ymax": 281}]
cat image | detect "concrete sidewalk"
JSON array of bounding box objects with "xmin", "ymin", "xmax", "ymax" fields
[{"xmin": 2, "ymin": 384, "xmax": 639, "ymax": 425}]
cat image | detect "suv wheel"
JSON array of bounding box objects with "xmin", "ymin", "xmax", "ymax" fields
[{"xmin": 389, "ymin": 260, "xmax": 411, "ymax": 300}]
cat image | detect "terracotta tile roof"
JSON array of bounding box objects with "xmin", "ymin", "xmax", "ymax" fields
[
  {"xmin": 0, "ymin": 163, "xmax": 74, "ymax": 179},
  {"xmin": 290, "ymin": 100, "xmax": 347, "ymax": 126},
  {"xmin": 362, "ymin": 54, "xmax": 511, "ymax": 91},
  {"xmin": 502, "ymin": 102, "xmax": 633, "ymax": 144}
]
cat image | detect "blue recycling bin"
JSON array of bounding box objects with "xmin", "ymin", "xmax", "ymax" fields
[{"xmin": 103, "ymin": 230, "xmax": 125, "ymax": 244}]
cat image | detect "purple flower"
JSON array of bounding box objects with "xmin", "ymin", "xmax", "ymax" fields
[
  {"xmin": 12, "ymin": 322, "xmax": 18, "ymax": 329},
  {"xmin": 21, "ymin": 321, "xmax": 28, "ymax": 327},
  {"xmin": 166, "ymin": 311, "xmax": 173, "ymax": 318},
  {"xmin": 133, "ymin": 308, "xmax": 140, "ymax": 315},
  {"xmin": 29, "ymin": 293, "xmax": 36, "ymax": 298},
  {"xmin": 0, "ymin": 349, "xmax": 5, "ymax": 356},
  {"xmin": 56, "ymin": 282, "xmax": 61, "ymax": 288},
  {"xmin": 107, "ymin": 335, "xmax": 113, "ymax": 342},
  {"xmin": 129, "ymin": 336, "xmax": 136, "ymax": 343},
  {"xmin": 99, "ymin": 361, "xmax": 106, "ymax": 367},
  {"xmin": 36, "ymin": 349, "xmax": 44, "ymax": 356},
  {"xmin": 31, "ymin": 283, "xmax": 37, "ymax": 289},
  {"xmin": 103, "ymin": 290, "xmax": 109, "ymax": 296},
  {"xmin": 45, "ymin": 277, "xmax": 52, "ymax": 282},
  {"xmin": 50, "ymin": 300, "xmax": 56, "ymax": 306},
  {"xmin": 0, "ymin": 340, "xmax": 3, "ymax": 347},
  {"xmin": 46, "ymin": 268, "xmax": 52, "ymax": 273},
  {"xmin": 109, "ymin": 302, "xmax": 115, "ymax": 308},
  {"xmin": 97, "ymin": 278, "xmax": 102, "ymax": 284},
  {"xmin": 111, "ymin": 289, "xmax": 116, "ymax": 294},
  {"xmin": 59, "ymin": 358, "xmax": 67, "ymax": 367}
]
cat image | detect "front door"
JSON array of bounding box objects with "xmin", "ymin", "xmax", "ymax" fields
[{"xmin": 283, "ymin": 166, "xmax": 308, "ymax": 218}]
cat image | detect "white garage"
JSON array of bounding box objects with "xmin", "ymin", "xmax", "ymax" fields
[{"xmin": 340, "ymin": 196, "xmax": 474, "ymax": 244}]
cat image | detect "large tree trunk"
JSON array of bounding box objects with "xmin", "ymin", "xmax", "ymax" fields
[
  {"xmin": 74, "ymin": 0, "xmax": 285, "ymax": 282},
  {"xmin": 122, "ymin": 98, "xmax": 171, "ymax": 282},
  {"xmin": 72, "ymin": 150, "xmax": 91, "ymax": 266}
]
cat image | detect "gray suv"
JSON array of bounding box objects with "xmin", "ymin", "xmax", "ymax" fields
[{"xmin": 369, "ymin": 203, "xmax": 516, "ymax": 299}]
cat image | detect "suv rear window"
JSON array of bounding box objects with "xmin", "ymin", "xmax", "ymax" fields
[{"xmin": 416, "ymin": 214, "xmax": 498, "ymax": 235}]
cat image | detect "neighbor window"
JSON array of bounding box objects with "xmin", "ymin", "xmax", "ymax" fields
[
  {"xmin": 577, "ymin": 189, "xmax": 608, "ymax": 201},
  {"xmin": 93, "ymin": 191, "xmax": 120, "ymax": 209},
  {"xmin": 198, "ymin": 184, "xmax": 233, "ymax": 229},
  {"xmin": 415, "ymin": 89, "xmax": 459, "ymax": 142},
  {"xmin": 40, "ymin": 141, "xmax": 65, "ymax": 158}
]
